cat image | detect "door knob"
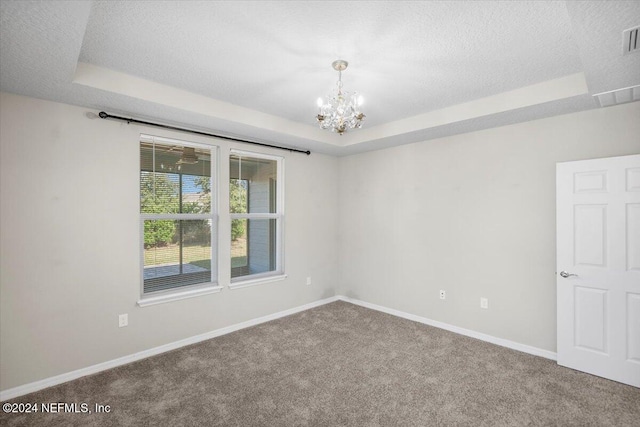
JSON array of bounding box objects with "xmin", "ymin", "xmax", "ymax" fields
[{"xmin": 559, "ymin": 271, "xmax": 577, "ymax": 278}]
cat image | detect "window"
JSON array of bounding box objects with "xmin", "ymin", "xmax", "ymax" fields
[
  {"xmin": 229, "ymin": 150, "xmax": 284, "ymax": 285},
  {"xmin": 139, "ymin": 135, "xmax": 219, "ymax": 304}
]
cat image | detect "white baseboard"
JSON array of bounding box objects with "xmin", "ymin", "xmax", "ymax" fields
[
  {"xmin": 1, "ymin": 294, "xmax": 556, "ymax": 401},
  {"xmin": 0, "ymin": 296, "xmax": 340, "ymax": 402},
  {"xmin": 337, "ymin": 295, "xmax": 557, "ymax": 361}
]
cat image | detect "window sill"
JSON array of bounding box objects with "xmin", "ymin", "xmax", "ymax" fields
[
  {"xmin": 229, "ymin": 273, "xmax": 287, "ymax": 290},
  {"xmin": 137, "ymin": 285, "xmax": 223, "ymax": 307}
]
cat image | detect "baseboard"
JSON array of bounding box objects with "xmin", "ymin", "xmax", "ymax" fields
[
  {"xmin": 337, "ymin": 296, "xmax": 557, "ymax": 361},
  {"xmin": 0, "ymin": 295, "xmax": 340, "ymax": 401}
]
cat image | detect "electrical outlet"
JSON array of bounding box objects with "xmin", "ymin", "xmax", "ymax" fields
[
  {"xmin": 306, "ymin": 277, "xmax": 312, "ymax": 286},
  {"xmin": 118, "ymin": 314, "xmax": 128, "ymax": 327},
  {"xmin": 480, "ymin": 298, "xmax": 488, "ymax": 309},
  {"xmin": 439, "ymin": 290, "xmax": 446, "ymax": 300}
]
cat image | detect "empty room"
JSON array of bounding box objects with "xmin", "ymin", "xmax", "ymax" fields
[{"xmin": 1, "ymin": 1, "xmax": 639, "ymax": 425}]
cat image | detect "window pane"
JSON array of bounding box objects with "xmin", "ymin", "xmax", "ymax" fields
[
  {"xmin": 141, "ymin": 142, "xmax": 211, "ymax": 214},
  {"xmin": 141, "ymin": 171, "xmax": 179, "ymax": 213},
  {"xmin": 182, "ymin": 174, "xmax": 211, "ymax": 214},
  {"xmin": 231, "ymin": 219, "xmax": 248, "ymax": 277},
  {"xmin": 229, "ymin": 155, "xmax": 277, "ymax": 214},
  {"xmin": 143, "ymin": 219, "xmax": 212, "ymax": 293},
  {"xmin": 231, "ymin": 219, "xmax": 276, "ymax": 279},
  {"xmin": 230, "ymin": 179, "xmax": 248, "ymax": 215}
]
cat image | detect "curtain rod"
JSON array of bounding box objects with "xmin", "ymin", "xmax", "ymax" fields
[{"xmin": 97, "ymin": 111, "xmax": 311, "ymax": 155}]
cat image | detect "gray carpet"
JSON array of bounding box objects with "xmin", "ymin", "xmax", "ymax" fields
[{"xmin": 1, "ymin": 301, "xmax": 638, "ymax": 426}]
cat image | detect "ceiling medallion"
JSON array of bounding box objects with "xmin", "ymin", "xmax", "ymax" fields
[{"xmin": 316, "ymin": 59, "xmax": 365, "ymax": 135}]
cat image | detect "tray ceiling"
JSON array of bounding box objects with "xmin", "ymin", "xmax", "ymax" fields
[{"xmin": 1, "ymin": 1, "xmax": 638, "ymax": 155}]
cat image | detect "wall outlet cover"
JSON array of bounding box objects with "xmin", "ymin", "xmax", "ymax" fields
[{"xmin": 118, "ymin": 314, "xmax": 128, "ymax": 327}]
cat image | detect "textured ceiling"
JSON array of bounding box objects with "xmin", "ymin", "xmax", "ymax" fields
[{"xmin": 1, "ymin": 1, "xmax": 639, "ymax": 156}]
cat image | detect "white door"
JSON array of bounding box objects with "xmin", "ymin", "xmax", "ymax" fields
[{"xmin": 557, "ymin": 153, "xmax": 640, "ymax": 387}]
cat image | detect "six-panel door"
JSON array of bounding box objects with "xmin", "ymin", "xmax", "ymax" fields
[{"xmin": 557, "ymin": 154, "xmax": 640, "ymax": 387}]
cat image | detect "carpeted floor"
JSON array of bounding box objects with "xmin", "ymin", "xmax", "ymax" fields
[{"xmin": 1, "ymin": 301, "xmax": 639, "ymax": 426}]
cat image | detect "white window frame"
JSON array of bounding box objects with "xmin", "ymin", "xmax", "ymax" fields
[
  {"xmin": 138, "ymin": 134, "xmax": 221, "ymax": 307},
  {"xmin": 229, "ymin": 149, "xmax": 286, "ymax": 289}
]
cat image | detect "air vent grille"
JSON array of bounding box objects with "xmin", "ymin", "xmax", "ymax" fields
[
  {"xmin": 593, "ymin": 85, "xmax": 640, "ymax": 108},
  {"xmin": 623, "ymin": 26, "xmax": 639, "ymax": 55}
]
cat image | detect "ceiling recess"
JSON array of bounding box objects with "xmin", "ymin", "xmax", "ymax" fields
[{"xmin": 623, "ymin": 26, "xmax": 639, "ymax": 55}]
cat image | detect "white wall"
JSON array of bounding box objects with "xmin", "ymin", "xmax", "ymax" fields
[
  {"xmin": 2, "ymin": 90, "xmax": 639, "ymax": 394},
  {"xmin": 338, "ymin": 101, "xmax": 640, "ymax": 352},
  {"xmin": 0, "ymin": 92, "xmax": 339, "ymax": 391}
]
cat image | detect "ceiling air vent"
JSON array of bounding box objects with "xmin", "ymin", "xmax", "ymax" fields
[
  {"xmin": 623, "ymin": 26, "xmax": 639, "ymax": 55},
  {"xmin": 593, "ymin": 85, "xmax": 640, "ymax": 107}
]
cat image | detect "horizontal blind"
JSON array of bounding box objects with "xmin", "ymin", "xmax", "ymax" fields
[
  {"xmin": 141, "ymin": 138, "xmax": 216, "ymax": 294},
  {"xmin": 229, "ymin": 152, "xmax": 282, "ymax": 280}
]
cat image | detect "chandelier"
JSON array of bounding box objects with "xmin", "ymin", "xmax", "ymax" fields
[{"xmin": 316, "ymin": 60, "xmax": 365, "ymax": 135}]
